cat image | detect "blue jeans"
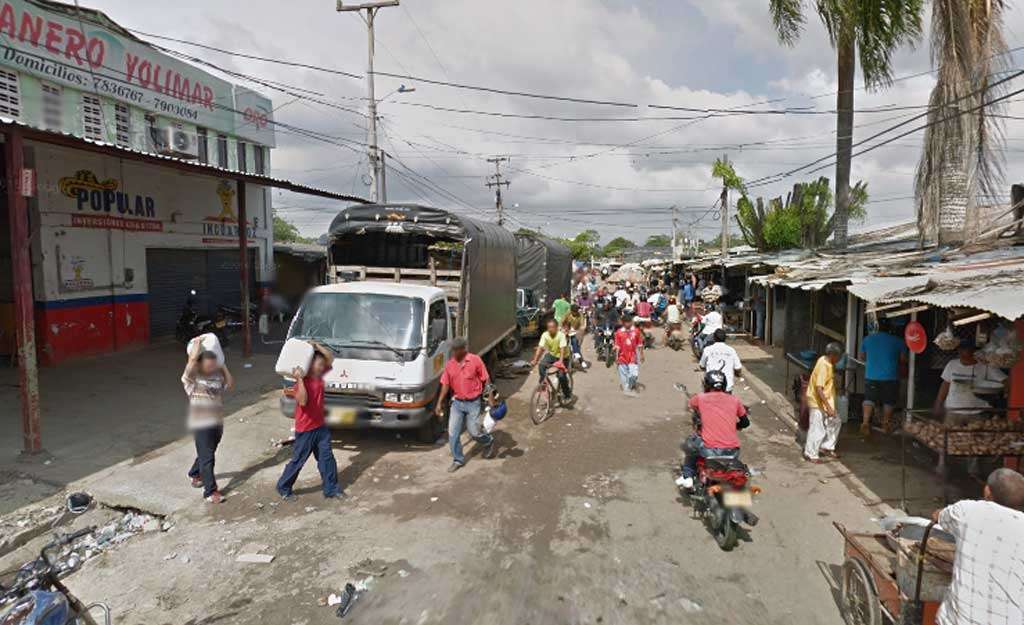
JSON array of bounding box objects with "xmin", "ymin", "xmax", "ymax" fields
[
  {"xmin": 754, "ymin": 309, "xmax": 765, "ymax": 339},
  {"xmin": 569, "ymin": 335, "xmax": 581, "ymax": 358},
  {"xmin": 449, "ymin": 398, "xmax": 492, "ymax": 466},
  {"xmin": 276, "ymin": 426, "xmax": 340, "ymax": 497},
  {"xmin": 617, "ymin": 363, "xmax": 639, "ymax": 390},
  {"xmin": 682, "ymin": 434, "xmax": 739, "ymax": 478}
]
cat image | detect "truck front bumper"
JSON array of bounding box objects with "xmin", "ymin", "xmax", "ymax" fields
[{"xmin": 279, "ymin": 396, "xmax": 433, "ymax": 430}]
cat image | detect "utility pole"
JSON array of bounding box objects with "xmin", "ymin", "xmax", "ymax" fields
[
  {"xmin": 720, "ymin": 154, "xmax": 730, "ymax": 261},
  {"xmin": 670, "ymin": 204, "xmax": 679, "ymax": 258},
  {"xmin": 486, "ymin": 156, "xmax": 511, "ymax": 226},
  {"xmin": 337, "ymin": 0, "xmax": 400, "ymax": 203}
]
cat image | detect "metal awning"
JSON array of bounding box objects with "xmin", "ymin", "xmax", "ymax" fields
[{"xmin": 1, "ymin": 116, "xmax": 369, "ymax": 204}]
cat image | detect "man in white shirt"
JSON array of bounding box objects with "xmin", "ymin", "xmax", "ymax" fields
[
  {"xmin": 933, "ymin": 468, "xmax": 1024, "ymax": 625},
  {"xmin": 613, "ymin": 286, "xmax": 629, "ymax": 309},
  {"xmin": 700, "ymin": 305, "xmax": 723, "ymax": 336},
  {"xmin": 699, "ymin": 329, "xmax": 742, "ymax": 392},
  {"xmin": 933, "ymin": 337, "xmax": 1008, "ymax": 419}
]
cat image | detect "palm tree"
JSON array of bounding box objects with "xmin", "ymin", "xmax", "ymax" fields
[
  {"xmin": 915, "ymin": 1, "xmax": 1008, "ymax": 246},
  {"xmin": 769, "ymin": 0, "xmax": 924, "ymax": 249}
]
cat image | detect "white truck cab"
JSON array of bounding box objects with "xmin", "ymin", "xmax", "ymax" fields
[{"xmin": 280, "ymin": 281, "xmax": 452, "ymax": 441}]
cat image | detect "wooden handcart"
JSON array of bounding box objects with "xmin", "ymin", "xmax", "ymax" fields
[{"xmin": 833, "ymin": 522, "xmax": 953, "ymax": 625}]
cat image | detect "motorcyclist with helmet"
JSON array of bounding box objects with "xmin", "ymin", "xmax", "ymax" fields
[{"xmin": 675, "ymin": 370, "xmax": 750, "ymax": 490}]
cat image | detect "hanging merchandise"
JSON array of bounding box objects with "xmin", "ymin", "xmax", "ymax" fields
[
  {"xmin": 976, "ymin": 322, "xmax": 1021, "ymax": 368},
  {"xmin": 933, "ymin": 325, "xmax": 960, "ymax": 351},
  {"xmin": 904, "ymin": 320, "xmax": 928, "ymax": 354}
]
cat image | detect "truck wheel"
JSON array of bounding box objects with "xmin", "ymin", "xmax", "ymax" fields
[{"xmin": 500, "ymin": 330, "xmax": 523, "ymax": 357}]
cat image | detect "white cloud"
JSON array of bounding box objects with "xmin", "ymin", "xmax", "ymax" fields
[{"xmin": 85, "ymin": 0, "xmax": 1024, "ymax": 242}]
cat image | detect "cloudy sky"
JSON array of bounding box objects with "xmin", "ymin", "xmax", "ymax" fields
[{"xmin": 90, "ymin": 0, "xmax": 1024, "ymax": 244}]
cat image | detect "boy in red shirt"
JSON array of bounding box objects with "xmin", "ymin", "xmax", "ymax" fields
[
  {"xmin": 613, "ymin": 315, "xmax": 645, "ymax": 397},
  {"xmin": 276, "ymin": 343, "xmax": 343, "ymax": 500}
]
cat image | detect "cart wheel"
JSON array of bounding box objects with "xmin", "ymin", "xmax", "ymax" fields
[{"xmin": 840, "ymin": 557, "xmax": 882, "ymax": 625}]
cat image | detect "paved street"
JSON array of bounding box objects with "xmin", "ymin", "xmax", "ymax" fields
[{"xmin": 46, "ymin": 338, "xmax": 884, "ymax": 625}]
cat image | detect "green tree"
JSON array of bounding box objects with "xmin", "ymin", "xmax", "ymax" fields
[
  {"xmin": 915, "ymin": 0, "xmax": 1007, "ymax": 245},
  {"xmin": 769, "ymin": 0, "xmax": 923, "ymax": 248},
  {"xmin": 644, "ymin": 234, "xmax": 672, "ymax": 247},
  {"xmin": 602, "ymin": 236, "xmax": 636, "ymax": 257},
  {"xmin": 557, "ymin": 229, "xmax": 602, "ymax": 260},
  {"xmin": 273, "ymin": 213, "xmax": 310, "ymax": 243},
  {"xmin": 735, "ymin": 176, "xmax": 869, "ymax": 251}
]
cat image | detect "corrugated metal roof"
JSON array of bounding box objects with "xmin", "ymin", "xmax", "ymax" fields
[{"xmin": 1, "ymin": 116, "xmax": 369, "ymax": 204}]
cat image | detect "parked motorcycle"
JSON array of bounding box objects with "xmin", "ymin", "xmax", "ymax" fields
[
  {"xmin": 0, "ymin": 527, "xmax": 111, "ymax": 625},
  {"xmin": 682, "ymin": 412, "xmax": 760, "ymax": 551},
  {"xmin": 175, "ymin": 290, "xmax": 230, "ymax": 347},
  {"xmin": 217, "ymin": 302, "xmax": 258, "ymax": 332}
]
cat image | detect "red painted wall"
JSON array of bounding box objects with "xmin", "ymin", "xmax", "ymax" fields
[{"xmin": 34, "ymin": 297, "xmax": 149, "ymax": 365}]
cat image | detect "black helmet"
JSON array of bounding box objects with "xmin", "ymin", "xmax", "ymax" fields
[{"xmin": 703, "ymin": 369, "xmax": 727, "ymax": 392}]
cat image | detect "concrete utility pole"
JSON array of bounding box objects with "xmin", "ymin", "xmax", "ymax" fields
[
  {"xmin": 720, "ymin": 154, "xmax": 729, "ymax": 261},
  {"xmin": 337, "ymin": 0, "xmax": 399, "ymax": 203},
  {"xmin": 486, "ymin": 156, "xmax": 511, "ymax": 226},
  {"xmin": 670, "ymin": 204, "xmax": 679, "ymax": 257}
]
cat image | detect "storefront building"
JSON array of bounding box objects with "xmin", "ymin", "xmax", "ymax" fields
[{"xmin": 0, "ymin": 0, "xmax": 276, "ymax": 364}]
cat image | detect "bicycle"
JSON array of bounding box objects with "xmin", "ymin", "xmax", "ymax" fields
[{"xmin": 529, "ymin": 357, "xmax": 574, "ymax": 424}]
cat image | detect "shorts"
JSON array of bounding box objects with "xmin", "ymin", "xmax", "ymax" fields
[{"xmin": 864, "ymin": 379, "xmax": 899, "ymax": 408}]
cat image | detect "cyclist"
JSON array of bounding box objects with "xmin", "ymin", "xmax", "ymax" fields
[
  {"xmin": 530, "ymin": 318, "xmax": 573, "ymax": 402},
  {"xmin": 563, "ymin": 304, "xmax": 589, "ymax": 369}
]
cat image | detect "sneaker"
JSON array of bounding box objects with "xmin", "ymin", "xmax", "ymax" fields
[
  {"xmin": 675, "ymin": 475, "xmax": 693, "ymax": 489},
  {"xmin": 189, "ymin": 476, "xmax": 203, "ymax": 489},
  {"xmin": 205, "ymin": 490, "xmax": 225, "ymax": 504},
  {"xmin": 279, "ymin": 492, "xmax": 297, "ymax": 501},
  {"xmin": 482, "ymin": 443, "xmax": 498, "ymax": 459},
  {"xmin": 324, "ymin": 490, "xmax": 348, "ymax": 500},
  {"xmin": 447, "ymin": 462, "xmax": 463, "ymax": 473},
  {"xmin": 623, "ymin": 389, "xmax": 639, "ymax": 398}
]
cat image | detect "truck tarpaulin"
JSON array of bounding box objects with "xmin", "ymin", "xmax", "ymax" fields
[
  {"xmin": 515, "ymin": 234, "xmax": 572, "ymax": 309},
  {"xmin": 327, "ymin": 204, "xmax": 517, "ymax": 356}
]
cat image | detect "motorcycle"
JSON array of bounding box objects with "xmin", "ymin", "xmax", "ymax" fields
[
  {"xmin": 0, "ymin": 527, "xmax": 111, "ymax": 624},
  {"xmin": 666, "ymin": 326, "xmax": 686, "ymax": 351},
  {"xmin": 690, "ymin": 316, "xmax": 706, "ymax": 359},
  {"xmin": 175, "ymin": 290, "xmax": 230, "ymax": 347},
  {"xmin": 594, "ymin": 327, "xmax": 616, "ymax": 368},
  {"xmin": 682, "ymin": 412, "xmax": 760, "ymax": 551},
  {"xmin": 217, "ymin": 302, "xmax": 258, "ymax": 332}
]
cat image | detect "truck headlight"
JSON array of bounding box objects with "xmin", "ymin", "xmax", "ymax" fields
[{"xmin": 382, "ymin": 389, "xmax": 433, "ymax": 408}]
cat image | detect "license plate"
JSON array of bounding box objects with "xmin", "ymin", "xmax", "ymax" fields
[
  {"xmin": 327, "ymin": 407, "xmax": 358, "ymax": 426},
  {"xmin": 214, "ymin": 320, "xmax": 227, "ymax": 328},
  {"xmin": 722, "ymin": 490, "xmax": 752, "ymax": 507}
]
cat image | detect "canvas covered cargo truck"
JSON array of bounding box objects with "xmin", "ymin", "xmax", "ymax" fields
[
  {"xmin": 279, "ymin": 204, "xmax": 517, "ymax": 441},
  {"xmin": 506, "ymin": 233, "xmax": 572, "ymax": 353}
]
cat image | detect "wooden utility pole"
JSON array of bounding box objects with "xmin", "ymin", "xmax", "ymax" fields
[{"xmin": 486, "ymin": 156, "xmax": 510, "ymax": 226}]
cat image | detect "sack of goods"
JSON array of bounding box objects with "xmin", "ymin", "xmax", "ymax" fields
[
  {"xmin": 187, "ymin": 333, "xmax": 224, "ymax": 367},
  {"xmin": 976, "ymin": 323, "xmax": 1022, "ymax": 368},
  {"xmin": 275, "ymin": 338, "xmax": 315, "ymax": 379},
  {"xmin": 933, "ymin": 326, "xmax": 960, "ymax": 351}
]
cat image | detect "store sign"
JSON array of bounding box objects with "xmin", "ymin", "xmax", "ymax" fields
[
  {"xmin": 61, "ymin": 169, "xmax": 163, "ymax": 232},
  {"xmin": 0, "ymin": 0, "xmax": 273, "ymax": 145},
  {"xmin": 905, "ymin": 320, "xmax": 928, "ymax": 354},
  {"xmin": 201, "ymin": 180, "xmax": 256, "ymax": 242}
]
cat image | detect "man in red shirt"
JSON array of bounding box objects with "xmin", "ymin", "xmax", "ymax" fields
[
  {"xmin": 613, "ymin": 314, "xmax": 645, "ymax": 397},
  {"xmin": 675, "ymin": 370, "xmax": 749, "ymax": 490},
  {"xmin": 435, "ymin": 337, "xmax": 496, "ymax": 472},
  {"xmin": 276, "ymin": 343, "xmax": 343, "ymax": 500}
]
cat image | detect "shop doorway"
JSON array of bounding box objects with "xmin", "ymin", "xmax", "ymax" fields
[{"xmin": 146, "ymin": 248, "xmax": 257, "ymax": 338}]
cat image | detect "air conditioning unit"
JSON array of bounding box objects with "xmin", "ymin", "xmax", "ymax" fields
[{"xmin": 149, "ymin": 120, "xmax": 198, "ymax": 159}]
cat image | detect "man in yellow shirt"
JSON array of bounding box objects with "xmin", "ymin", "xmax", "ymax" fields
[
  {"xmin": 804, "ymin": 342, "xmax": 843, "ymax": 463},
  {"xmin": 530, "ymin": 318, "xmax": 572, "ymax": 401}
]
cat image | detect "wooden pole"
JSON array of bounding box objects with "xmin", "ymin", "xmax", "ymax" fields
[
  {"xmin": 6, "ymin": 130, "xmax": 42, "ymax": 453},
  {"xmin": 237, "ymin": 180, "xmax": 252, "ymax": 358}
]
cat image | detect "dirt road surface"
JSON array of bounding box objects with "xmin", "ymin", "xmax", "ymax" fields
[{"xmin": 55, "ymin": 338, "xmax": 879, "ymax": 625}]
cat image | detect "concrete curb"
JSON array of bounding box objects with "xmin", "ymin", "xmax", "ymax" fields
[{"xmin": 740, "ymin": 349, "xmax": 898, "ymax": 518}]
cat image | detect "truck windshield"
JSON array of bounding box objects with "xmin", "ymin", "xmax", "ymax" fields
[{"xmin": 289, "ymin": 292, "xmax": 425, "ymax": 355}]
